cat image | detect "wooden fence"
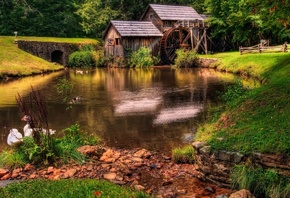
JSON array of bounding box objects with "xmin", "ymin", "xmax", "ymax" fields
[{"xmin": 239, "ymin": 40, "xmax": 288, "ymax": 55}]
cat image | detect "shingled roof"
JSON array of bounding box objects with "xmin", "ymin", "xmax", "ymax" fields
[
  {"xmin": 141, "ymin": 4, "xmax": 204, "ymax": 21},
  {"xmin": 106, "ymin": 20, "xmax": 163, "ymax": 37}
]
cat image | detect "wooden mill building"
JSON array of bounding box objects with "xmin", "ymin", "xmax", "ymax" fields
[{"xmin": 103, "ymin": 4, "xmax": 208, "ymax": 64}]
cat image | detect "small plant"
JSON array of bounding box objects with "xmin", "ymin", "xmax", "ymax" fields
[
  {"xmin": 55, "ymin": 77, "xmax": 74, "ymax": 103},
  {"xmin": 174, "ymin": 49, "xmax": 198, "ymax": 67},
  {"xmin": 231, "ymin": 165, "xmax": 290, "ymax": 198},
  {"xmin": 53, "ymin": 124, "xmax": 100, "ymax": 164},
  {"xmin": 129, "ymin": 47, "xmax": 155, "ymax": 68},
  {"xmin": 0, "ymin": 150, "xmax": 26, "ymax": 169},
  {"xmin": 172, "ymin": 145, "xmax": 195, "ymax": 164}
]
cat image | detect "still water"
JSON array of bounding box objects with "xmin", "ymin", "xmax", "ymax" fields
[{"xmin": 0, "ymin": 67, "xmax": 248, "ymax": 153}]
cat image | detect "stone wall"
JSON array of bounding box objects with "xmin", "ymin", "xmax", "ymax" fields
[
  {"xmin": 192, "ymin": 142, "xmax": 290, "ymax": 188},
  {"xmin": 17, "ymin": 40, "xmax": 80, "ymax": 66}
]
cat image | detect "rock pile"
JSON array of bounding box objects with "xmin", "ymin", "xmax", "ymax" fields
[
  {"xmin": 0, "ymin": 146, "xmax": 232, "ymax": 198},
  {"xmin": 193, "ymin": 141, "xmax": 290, "ymax": 189}
]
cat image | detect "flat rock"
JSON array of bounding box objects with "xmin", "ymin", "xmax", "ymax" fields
[
  {"xmin": 229, "ymin": 189, "xmax": 255, "ymax": 198},
  {"xmin": 103, "ymin": 172, "xmax": 117, "ymax": 180},
  {"xmin": 62, "ymin": 168, "xmax": 77, "ymax": 179},
  {"xmin": 100, "ymin": 149, "xmax": 121, "ymax": 163},
  {"xmin": 0, "ymin": 169, "xmax": 9, "ymax": 178}
]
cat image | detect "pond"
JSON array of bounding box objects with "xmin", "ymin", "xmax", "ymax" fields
[{"xmin": 0, "ymin": 67, "xmax": 254, "ymax": 153}]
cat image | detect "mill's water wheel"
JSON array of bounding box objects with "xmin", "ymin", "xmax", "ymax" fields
[{"xmin": 160, "ymin": 27, "xmax": 192, "ymax": 64}]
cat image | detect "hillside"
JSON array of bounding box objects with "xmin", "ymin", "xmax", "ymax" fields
[{"xmin": 197, "ymin": 52, "xmax": 290, "ymax": 155}]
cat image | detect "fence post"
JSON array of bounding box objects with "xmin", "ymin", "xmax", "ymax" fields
[
  {"xmin": 239, "ymin": 46, "xmax": 243, "ymax": 55},
  {"xmin": 283, "ymin": 42, "xmax": 288, "ymax": 52}
]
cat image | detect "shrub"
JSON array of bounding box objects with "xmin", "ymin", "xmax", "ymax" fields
[
  {"xmin": 174, "ymin": 49, "xmax": 198, "ymax": 67},
  {"xmin": 129, "ymin": 47, "xmax": 155, "ymax": 68},
  {"xmin": 68, "ymin": 51, "xmax": 95, "ymax": 67},
  {"xmin": 231, "ymin": 165, "xmax": 290, "ymax": 198},
  {"xmin": 68, "ymin": 44, "xmax": 96, "ymax": 67},
  {"xmin": 172, "ymin": 145, "xmax": 195, "ymax": 164},
  {"xmin": 93, "ymin": 50, "xmax": 109, "ymax": 67}
]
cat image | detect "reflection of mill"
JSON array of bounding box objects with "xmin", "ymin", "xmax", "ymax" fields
[{"xmin": 160, "ymin": 20, "xmax": 209, "ymax": 64}]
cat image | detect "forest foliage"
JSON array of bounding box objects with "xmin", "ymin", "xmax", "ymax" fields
[{"xmin": 0, "ymin": 0, "xmax": 289, "ymax": 50}]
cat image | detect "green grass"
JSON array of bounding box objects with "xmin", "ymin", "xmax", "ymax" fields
[
  {"xmin": 0, "ymin": 179, "xmax": 151, "ymax": 198},
  {"xmin": 172, "ymin": 145, "xmax": 195, "ymax": 164},
  {"xmin": 231, "ymin": 165, "xmax": 290, "ymax": 198},
  {"xmin": 15, "ymin": 36, "xmax": 99, "ymax": 44},
  {"xmin": 200, "ymin": 52, "xmax": 290, "ymax": 81},
  {"xmin": 196, "ymin": 52, "xmax": 290, "ymax": 155},
  {"xmin": 0, "ymin": 36, "xmax": 99, "ymax": 79}
]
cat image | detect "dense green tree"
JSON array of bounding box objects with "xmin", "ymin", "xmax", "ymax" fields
[
  {"xmin": 205, "ymin": 0, "xmax": 290, "ymax": 49},
  {"xmin": 76, "ymin": 0, "xmax": 120, "ymax": 38},
  {"xmin": 246, "ymin": 0, "xmax": 290, "ymax": 42},
  {"xmin": 0, "ymin": 0, "xmax": 84, "ymax": 37}
]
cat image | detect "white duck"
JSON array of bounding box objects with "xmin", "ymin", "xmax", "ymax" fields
[
  {"xmin": 21, "ymin": 115, "xmax": 56, "ymax": 136},
  {"xmin": 21, "ymin": 115, "xmax": 33, "ymax": 137},
  {"xmin": 7, "ymin": 128, "xmax": 23, "ymax": 146}
]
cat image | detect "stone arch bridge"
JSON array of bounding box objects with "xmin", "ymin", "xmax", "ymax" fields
[{"xmin": 17, "ymin": 40, "xmax": 81, "ymax": 66}]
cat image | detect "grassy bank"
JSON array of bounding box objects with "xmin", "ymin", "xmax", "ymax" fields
[
  {"xmin": 197, "ymin": 52, "xmax": 290, "ymax": 155},
  {"xmin": 0, "ymin": 179, "xmax": 150, "ymax": 198},
  {"xmin": 0, "ymin": 36, "xmax": 98, "ymax": 79}
]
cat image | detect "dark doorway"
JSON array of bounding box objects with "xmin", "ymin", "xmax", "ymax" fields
[{"xmin": 51, "ymin": 50, "xmax": 64, "ymax": 65}]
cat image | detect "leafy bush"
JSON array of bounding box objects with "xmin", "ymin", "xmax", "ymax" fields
[
  {"xmin": 68, "ymin": 44, "xmax": 96, "ymax": 67},
  {"xmin": 68, "ymin": 51, "xmax": 95, "ymax": 67},
  {"xmin": 231, "ymin": 165, "xmax": 290, "ymax": 198},
  {"xmin": 93, "ymin": 50, "xmax": 109, "ymax": 67},
  {"xmin": 172, "ymin": 145, "xmax": 195, "ymax": 164},
  {"xmin": 174, "ymin": 49, "xmax": 198, "ymax": 67},
  {"xmin": 129, "ymin": 47, "xmax": 155, "ymax": 68}
]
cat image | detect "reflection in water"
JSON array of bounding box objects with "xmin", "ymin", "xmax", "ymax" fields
[
  {"xmin": 153, "ymin": 105, "xmax": 202, "ymax": 125},
  {"xmin": 0, "ymin": 68, "xmax": 256, "ymax": 153},
  {"xmin": 114, "ymin": 88, "xmax": 162, "ymax": 116},
  {"xmin": 0, "ymin": 72, "xmax": 63, "ymax": 106}
]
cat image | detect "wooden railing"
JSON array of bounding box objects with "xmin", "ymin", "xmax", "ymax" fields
[{"xmin": 239, "ymin": 41, "xmax": 288, "ymax": 55}]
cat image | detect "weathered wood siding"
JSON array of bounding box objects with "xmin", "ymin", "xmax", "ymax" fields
[
  {"xmin": 104, "ymin": 20, "xmax": 162, "ymax": 57},
  {"xmin": 104, "ymin": 25, "xmax": 124, "ymax": 57},
  {"xmin": 122, "ymin": 37, "xmax": 160, "ymax": 56}
]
